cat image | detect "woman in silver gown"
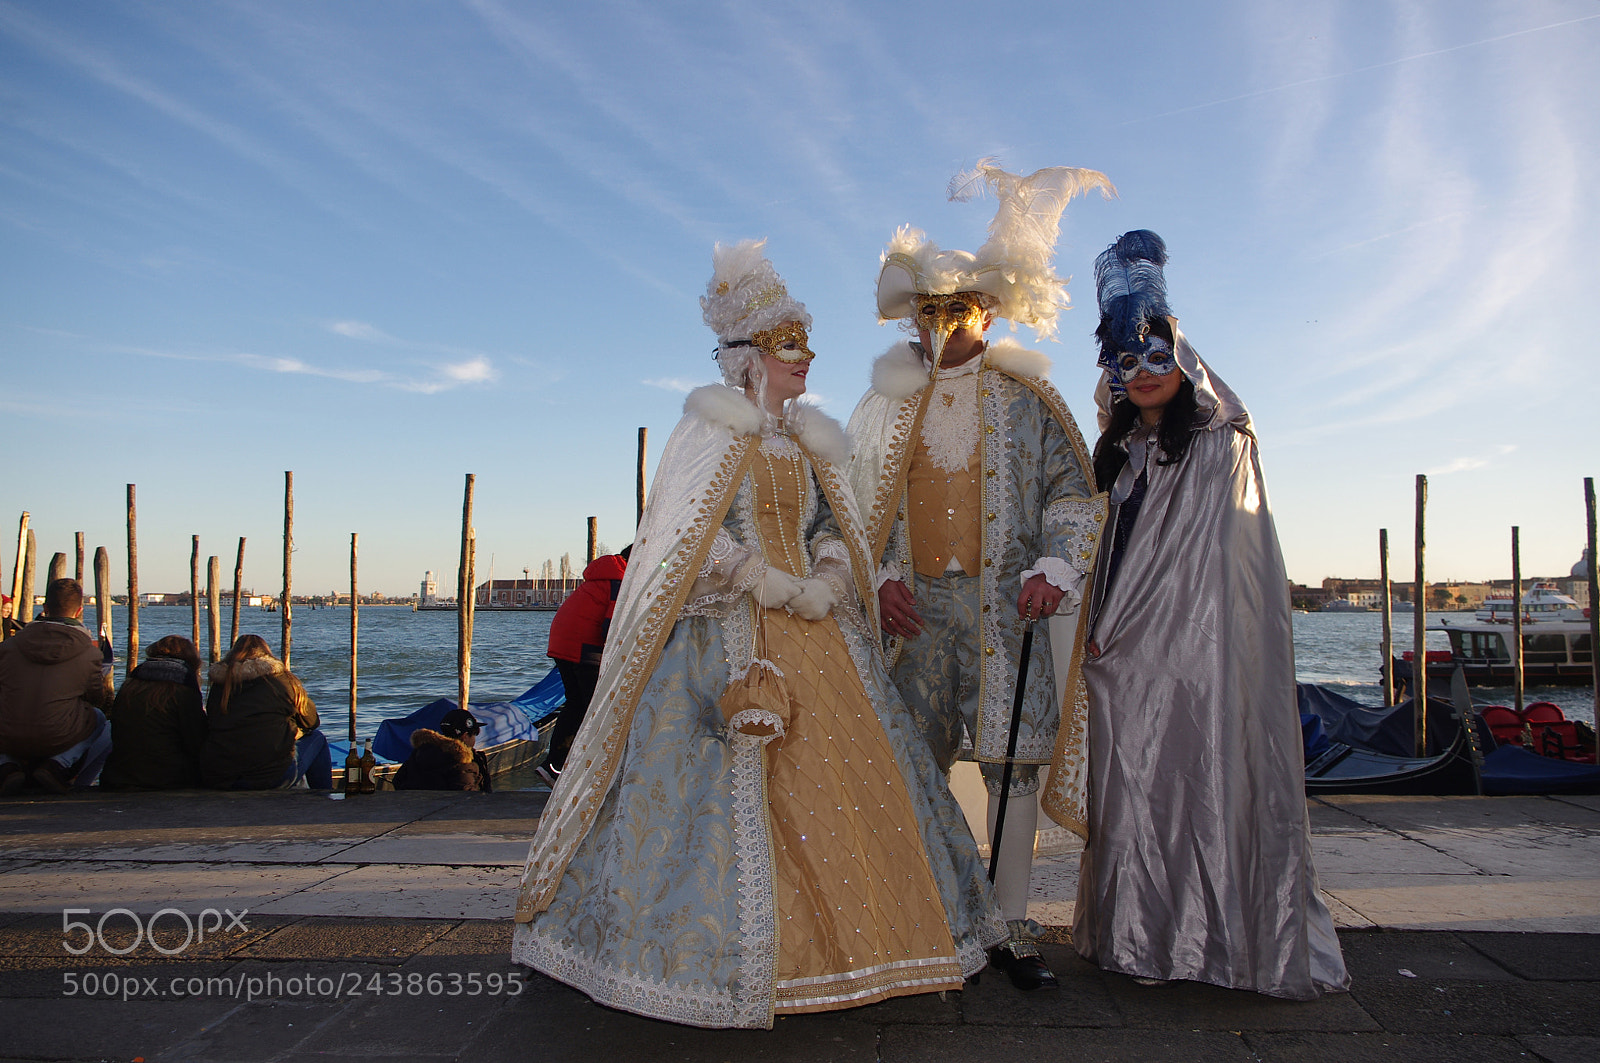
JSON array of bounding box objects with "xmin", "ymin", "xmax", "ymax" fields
[
  {"xmin": 511, "ymin": 241, "xmax": 1002, "ymax": 1028},
  {"xmin": 1071, "ymin": 231, "xmax": 1348, "ymax": 999}
]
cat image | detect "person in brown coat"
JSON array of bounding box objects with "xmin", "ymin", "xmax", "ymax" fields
[
  {"xmin": 393, "ymin": 708, "xmax": 492, "ymax": 792},
  {"xmin": 100, "ymin": 635, "xmax": 207, "ymax": 790},
  {"xmin": 0, "ymin": 578, "xmax": 115, "ymax": 795},
  {"xmin": 200, "ymin": 634, "xmax": 330, "ymax": 789}
]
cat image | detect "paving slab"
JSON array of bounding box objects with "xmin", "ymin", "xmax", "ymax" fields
[
  {"xmin": 880, "ymin": 1026, "xmax": 1258, "ymax": 1063},
  {"xmin": 1319, "ymin": 874, "xmax": 1600, "ymax": 932},
  {"xmin": 1335, "ymin": 930, "xmax": 1519, "ymax": 982},
  {"xmin": 1458, "ymin": 931, "xmax": 1600, "ymax": 980},
  {"xmin": 473, "ymin": 982, "xmax": 882, "ymax": 1063},
  {"xmin": 0, "ymin": 910, "xmax": 298, "ymax": 960},
  {"xmin": 252, "ymin": 863, "xmax": 520, "ymax": 918},
  {"xmin": 235, "ymin": 917, "xmax": 456, "ymax": 963},
  {"xmin": 0, "ymin": 996, "xmax": 242, "ymax": 1059},
  {"xmin": 1514, "ymin": 1034, "xmax": 1600, "ymax": 1063},
  {"xmin": 326, "ymin": 830, "xmax": 530, "ymax": 866},
  {"xmin": 1350, "ymin": 978, "xmax": 1600, "ymax": 1036},
  {"xmin": 161, "ymin": 999, "xmax": 348, "ymax": 1063},
  {"xmin": 0, "ymin": 859, "xmax": 357, "ymax": 915},
  {"xmin": 1245, "ymin": 1031, "xmax": 1537, "ymax": 1063},
  {"xmin": 1105, "ymin": 975, "xmax": 1379, "ymax": 1032}
]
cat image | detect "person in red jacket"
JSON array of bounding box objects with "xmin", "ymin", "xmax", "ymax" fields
[{"xmin": 540, "ymin": 546, "xmax": 629, "ymax": 777}]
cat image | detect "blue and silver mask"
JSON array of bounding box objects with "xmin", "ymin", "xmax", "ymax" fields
[{"xmin": 1112, "ymin": 335, "xmax": 1176, "ymax": 382}]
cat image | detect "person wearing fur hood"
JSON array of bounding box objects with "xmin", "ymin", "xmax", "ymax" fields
[
  {"xmin": 846, "ymin": 161, "xmax": 1112, "ymax": 991},
  {"xmin": 394, "ymin": 707, "xmax": 491, "ymax": 792},
  {"xmin": 200, "ymin": 634, "xmax": 329, "ymax": 790},
  {"xmin": 511, "ymin": 241, "xmax": 1003, "ymax": 1029}
]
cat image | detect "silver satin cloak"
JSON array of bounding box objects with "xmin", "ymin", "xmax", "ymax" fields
[{"xmin": 1072, "ymin": 334, "xmax": 1348, "ymax": 999}]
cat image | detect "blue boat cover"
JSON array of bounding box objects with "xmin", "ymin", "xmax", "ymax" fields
[
  {"xmin": 1296, "ymin": 684, "xmax": 1459, "ymax": 758},
  {"xmin": 367, "ymin": 668, "xmax": 566, "ymax": 764},
  {"xmin": 1480, "ymin": 744, "xmax": 1600, "ymax": 795},
  {"xmin": 1299, "ymin": 712, "xmax": 1330, "ymax": 761}
]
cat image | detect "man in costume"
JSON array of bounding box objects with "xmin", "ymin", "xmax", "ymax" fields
[{"xmin": 847, "ymin": 161, "xmax": 1112, "ymax": 990}]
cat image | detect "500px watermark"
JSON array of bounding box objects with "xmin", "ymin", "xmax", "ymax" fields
[
  {"xmin": 61, "ymin": 907, "xmax": 250, "ymax": 956},
  {"xmin": 62, "ymin": 970, "xmax": 526, "ymax": 1001}
]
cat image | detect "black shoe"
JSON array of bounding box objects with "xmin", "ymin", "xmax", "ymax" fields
[
  {"xmin": 30, "ymin": 761, "xmax": 72, "ymax": 795},
  {"xmin": 0, "ymin": 763, "xmax": 25, "ymax": 797},
  {"xmin": 987, "ymin": 945, "xmax": 1058, "ymax": 991}
]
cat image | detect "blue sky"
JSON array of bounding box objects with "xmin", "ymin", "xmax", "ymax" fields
[{"xmin": 2, "ymin": 0, "xmax": 1596, "ymax": 597}]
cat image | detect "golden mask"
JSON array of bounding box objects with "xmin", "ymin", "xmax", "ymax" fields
[
  {"xmin": 752, "ymin": 321, "xmax": 815, "ymax": 363},
  {"xmin": 912, "ymin": 292, "xmax": 988, "ymax": 336}
]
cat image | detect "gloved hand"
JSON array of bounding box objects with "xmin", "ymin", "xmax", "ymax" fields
[
  {"xmin": 787, "ymin": 578, "xmax": 836, "ymax": 620},
  {"xmin": 752, "ymin": 566, "xmax": 803, "ymax": 608}
]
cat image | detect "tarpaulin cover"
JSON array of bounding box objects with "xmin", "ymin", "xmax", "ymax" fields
[
  {"xmin": 369, "ymin": 667, "xmax": 565, "ymax": 764},
  {"xmin": 1480, "ymin": 743, "xmax": 1600, "ymax": 795},
  {"xmin": 1296, "ymin": 684, "xmax": 1459, "ymax": 757}
]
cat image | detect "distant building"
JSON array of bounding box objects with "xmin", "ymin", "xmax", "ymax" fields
[
  {"xmin": 420, "ymin": 571, "xmax": 438, "ymax": 605},
  {"xmin": 475, "ymin": 577, "xmax": 580, "ymax": 609}
]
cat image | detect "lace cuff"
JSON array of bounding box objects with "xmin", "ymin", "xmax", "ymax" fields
[
  {"xmin": 683, "ymin": 529, "xmax": 762, "ymax": 616},
  {"xmin": 1020, "ymin": 556, "xmax": 1084, "ymax": 596},
  {"xmin": 874, "ymin": 561, "xmax": 904, "ymax": 591}
]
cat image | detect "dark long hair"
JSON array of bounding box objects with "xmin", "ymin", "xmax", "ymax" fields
[{"xmin": 1092, "ymin": 376, "xmax": 1202, "ymax": 489}]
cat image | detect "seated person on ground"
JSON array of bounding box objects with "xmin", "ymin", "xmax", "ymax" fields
[
  {"xmin": 393, "ymin": 708, "xmax": 492, "ymax": 792},
  {"xmin": 0, "ymin": 578, "xmax": 114, "ymax": 795},
  {"xmin": 200, "ymin": 634, "xmax": 330, "ymax": 790},
  {"xmin": 101, "ymin": 635, "xmax": 207, "ymax": 790}
]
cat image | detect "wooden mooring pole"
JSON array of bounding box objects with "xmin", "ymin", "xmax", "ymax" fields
[
  {"xmin": 127, "ymin": 485, "xmax": 139, "ymax": 678},
  {"xmin": 206, "ymin": 556, "xmax": 221, "ymax": 664},
  {"xmin": 458, "ymin": 474, "xmax": 475, "ymax": 712},
  {"xmin": 1413, "ymin": 474, "xmax": 1428, "ymax": 756},
  {"xmin": 75, "ymin": 532, "xmax": 84, "ymax": 585},
  {"xmin": 1585, "ymin": 478, "xmax": 1598, "ymax": 725},
  {"xmin": 231, "ymin": 537, "xmax": 246, "ymax": 648},
  {"xmin": 350, "ymin": 532, "xmax": 359, "ymax": 748},
  {"xmin": 587, "ymin": 517, "xmax": 598, "ymax": 564},
  {"xmin": 1511, "ymin": 527, "xmax": 1524, "ymax": 715},
  {"xmin": 7, "ymin": 512, "xmax": 29, "ymax": 640},
  {"xmin": 93, "ymin": 547, "xmax": 110, "ymax": 646},
  {"xmin": 47, "ymin": 552, "xmax": 66, "ymax": 586},
  {"xmin": 636, "ymin": 427, "xmax": 648, "ymax": 527},
  {"xmin": 19, "ymin": 531, "xmax": 36, "ymax": 623},
  {"xmin": 1379, "ymin": 528, "xmax": 1394, "ymax": 707},
  {"xmin": 190, "ymin": 536, "xmax": 201, "ymax": 649},
  {"xmin": 282, "ymin": 472, "xmax": 293, "ymax": 667}
]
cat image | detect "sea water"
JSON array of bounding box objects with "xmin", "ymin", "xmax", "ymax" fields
[{"xmin": 103, "ymin": 604, "xmax": 1595, "ymax": 735}]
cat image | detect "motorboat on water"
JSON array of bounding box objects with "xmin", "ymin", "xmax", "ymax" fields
[
  {"xmin": 1389, "ymin": 617, "xmax": 1594, "ymax": 687},
  {"xmin": 1475, "ymin": 581, "xmax": 1587, "ymax": 623}
]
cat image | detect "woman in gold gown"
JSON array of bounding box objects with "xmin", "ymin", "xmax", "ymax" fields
[{"xmin": 511, "ymin": 241, "xmax": 1002, "ymax": 1028}]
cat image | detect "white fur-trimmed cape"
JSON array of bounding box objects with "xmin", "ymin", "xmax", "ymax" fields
[
  {"xmin": 683, "ymin": 385, "xmax": 849, "ymax": 467},
  {"xmin": 868, "ymin": 339, "xmax": 1054, "ymax": 402}
]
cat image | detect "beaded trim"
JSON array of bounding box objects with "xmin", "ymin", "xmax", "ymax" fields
[
  {"xmin": 727, "ymin": 723, "xmax": 781, "ymax": 1027},
  {"xmin": 510, "ymin": 922, "xmax": 749, "ymax": 1029},
  {"xmin": 1044, "ymin": 495, "xmax": 1109, "ymax": 578}
]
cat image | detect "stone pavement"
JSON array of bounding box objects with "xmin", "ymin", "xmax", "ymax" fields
[{"xmin": 1, "ymin": 788, "xmax": 1598, "ymax": 1061}]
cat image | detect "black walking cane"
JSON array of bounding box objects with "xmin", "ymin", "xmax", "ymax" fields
[{"xmin": 988, "ymin": 619, "xmax": 1035, "ymax": 883}]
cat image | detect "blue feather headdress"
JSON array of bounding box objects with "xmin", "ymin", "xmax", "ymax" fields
[{"xmin": 1094, "ymin": 230, "xmax": 1171, "ymax": 392}]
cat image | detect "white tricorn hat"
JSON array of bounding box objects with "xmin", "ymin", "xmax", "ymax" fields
[{"xmin": 876, "ymin": 159, "xmax": 1115, "ymax": 341}]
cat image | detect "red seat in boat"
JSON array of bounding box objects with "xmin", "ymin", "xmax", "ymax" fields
[
  {"xmin": 1479, "ymin": 706, "xmax": 1524, "ymax": 747},
  {"xmin": 1523, "ymin": 702, "xmax": 1564, "ymax": 725}
]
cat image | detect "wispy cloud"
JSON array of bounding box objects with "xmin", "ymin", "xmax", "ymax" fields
[
  {"xmin": 643, "ymin": 377, "xmax": 703, "ymax": 394},
  {"xmin": 328, "ymin": 320, "xmax": 393, "ymax": 342},
  {"xmin": 1427, "ymin": 445, "xmax": 1516, "ymax": 476}
]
